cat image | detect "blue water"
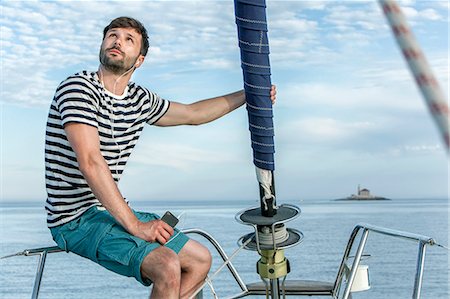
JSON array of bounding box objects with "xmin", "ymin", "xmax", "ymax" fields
[{"xmin": 0, "ymin": 198, "xmax": 448, "ymax": 298}]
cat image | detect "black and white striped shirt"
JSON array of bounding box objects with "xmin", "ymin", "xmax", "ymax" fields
[{"xmin": 45, "ymin": 71, "xmax": 169, "ymax": 227}]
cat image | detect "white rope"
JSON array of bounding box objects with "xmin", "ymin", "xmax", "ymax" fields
[
  {"xmin": 204, "ymin": 275, "xmax": 219, "ymax": 299},
  {"xmin": 242, "ymin": 61, "xmax": 270, "ymax": 69},
  {"xmin": 247, "ymin": 102, "xmax": 273, "ymax": 111},
  {"xmin": 239, "ymin": 40, "xmax": 269, "ymax": 47},
  {"xmin": 258, "ymin": 30, "xmax": 264, "ymax": 53},
  {"xmin": 244, "ymin": 81, "xmax": 271, "ymax": 90},
  {"xmin": 188, "ymin": 237, "xmax": 252, "ymax": 299},
  {"xmin": 249, "ymin": 123, "xmax": 273, "ymax": 130},
  {"xmin": 254, "ymin": 158, "xmax": 274, "ymax": 165},
  {"xmin": 236, "ymin": 16, "xmax": 267, "ymax": 25},
  {"xmin": 252, "ymin": 140, "xmax": 274, "ymax": 147},
  {"xmin": 258, "ymin": 225, "xmax": 289, "ymax": 245}
]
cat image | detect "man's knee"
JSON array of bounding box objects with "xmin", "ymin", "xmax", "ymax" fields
[
  {"xmin": 180, "ymin": 240, "xmax": 212, "ymax": 274},
  {"xmin": 142, "ymin": 247, "xmax": 181, "ymax": 286},
  {"xmin": 198, "ymin": 245, "xmax": 212, "ymax": 271}
]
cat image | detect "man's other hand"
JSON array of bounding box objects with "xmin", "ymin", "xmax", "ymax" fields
[{"xmin": 270, "ymin": 85, "xmax": 277, "ymax": 105}]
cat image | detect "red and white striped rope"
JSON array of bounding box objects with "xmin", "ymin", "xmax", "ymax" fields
[{"xmin": 379, "ymin": 0, "xmax": 449, "ymax": 152}]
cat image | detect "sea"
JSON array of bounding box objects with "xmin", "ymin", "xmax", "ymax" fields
[{"xmin": 1, "ymin": 198, "xmax": 448, "ymax": 299}]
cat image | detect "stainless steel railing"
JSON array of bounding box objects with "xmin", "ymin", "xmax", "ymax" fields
[
  {"xmin": 1, "ymin": 224, "xmax": 443, "ymax": 299},
  {"xmin": 332, "ymin": 223, "xmax": 438, "ymax": 299},
  {"xmin": 0, "ymin": 246, "xmax": 64, "ymax": 299}
]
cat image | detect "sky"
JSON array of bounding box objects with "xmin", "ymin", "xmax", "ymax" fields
[{"xmin": 0, "ymin": 0, "xmax": 449, "ymax": 203}]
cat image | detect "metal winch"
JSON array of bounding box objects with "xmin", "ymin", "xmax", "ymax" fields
[{"xmin": 236, "ymin": 186, "xmax": 303, "ymax": 298}]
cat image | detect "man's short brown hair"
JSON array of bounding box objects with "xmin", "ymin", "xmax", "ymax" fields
[{"xmin": 103, "ymin": 17, "xmax": 149, "ymax": 56}]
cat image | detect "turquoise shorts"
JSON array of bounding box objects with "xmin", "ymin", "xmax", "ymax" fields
[{"xmin": 50, "ymin": 206, "xmax": 189, "ymax": 286}]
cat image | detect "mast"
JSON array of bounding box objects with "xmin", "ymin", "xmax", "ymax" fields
[{"xmin": 234, "ymin": 2, "xmax": 303, "ymax": 298}]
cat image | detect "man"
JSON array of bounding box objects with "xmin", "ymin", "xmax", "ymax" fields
[{"xmin": 45, "ymin": 17, "xmax": 276, "ymax": 298}]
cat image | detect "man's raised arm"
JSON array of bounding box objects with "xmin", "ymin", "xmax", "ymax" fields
[
  {"xmin": 155, "ymin": 86, "xmax": 276, "ymax": 127},
  {"xmin": 155, "ymin": 90, "xmax": 245, "ymax": 127}
]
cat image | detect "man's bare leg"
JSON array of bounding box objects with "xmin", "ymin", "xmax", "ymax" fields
[
  {"xmin": 178, "ymin": 240, "xmax": 212, "ymax": 298},
  {"xmin": 141, "ymin": 246, "xmax": 181, "ymax": 299}
]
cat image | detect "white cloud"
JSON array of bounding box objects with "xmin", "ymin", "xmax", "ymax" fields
[
  {"xmin": 272, "ymin": 17, "xmax": 318, "ymax": 33},
  {"xmin": 1, "ymin": 0, "xmax": 448, "ymax": 200},
  {"xmin": 326, "ymin": 31, "xmax": 372, "ymax": 46},
  {"xmin": 18, "ymin": 35, "xmax": 39, "ymax": 45},
  {"xmin": 1, "ymin": 70, "xmax": 58, "ymax": 107},
  {"xmin": 404, "ymin": 144, "xmax": 443, "ymax": 153},
  {"xmin": 432, "ymin": 1, "xmax": 449, "ymax": 10},
  {"xmin": 0, "ymin": 26, "xmax": 14, "ymax": 40},
  {"xmin": 420, "ymin": 8, "xmax": 442, "ymax": 21},
  {"xmin": 192, "ymin": 58, "xmax": 235, "ymax": 70},
  {"xmin": 302, "ymin": 2, "xmax": 327, "ymax": 11},
  {"xmin": 398, "ymin": 0, "xmax": 416, "ymax": 5},
  {"xmin": 278, "ymin": 80, "xmax": 424, "ymax": 112},
  {"xmin": 0, "ymin": 1, "xmax": 239, "ymax": 107},
  {"xmin": 270, "ymin": 13, "xmax": 319, "ymax": 49},
  {"xmin": 324, "ymin": 3, "xmax": 385, "ymax": 32},
  {"xmin": 2, "ymin": 0, "xmax": 446, "ymax": 109},
  {"xmin": 3, "ymin": 6, "xmax": 49, "ymax": 25},
  {"xmin": 131, "ymin": 141, "xmax": 235, "ymax": 172},
  {"xmin": 402, "ymin": 6, "xmax": 420, "ymax": 18},
  {"xmin": 283, "ymin": 117, "xmax": 377, "ymax": 143},
  {"xmin": 401, "ymin": 6, "xmax": 444, "ymax": 21}
]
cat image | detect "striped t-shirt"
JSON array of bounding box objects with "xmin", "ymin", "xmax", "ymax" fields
[{"xmin": 45, "ymin": 71, "xmax": 170, "ymax": 228}]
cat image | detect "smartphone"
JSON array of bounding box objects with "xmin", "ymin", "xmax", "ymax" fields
[{"xmin": 161, "ymin": 211, "xmax": 179, "ymax": 228}]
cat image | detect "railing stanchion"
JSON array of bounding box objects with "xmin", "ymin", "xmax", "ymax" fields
[
  {"xmin": 31, "ymin": 250, "xmax": 48, "ymax": 299},
  {"xmin": 342, "ymin": 229, "xmax": 369, "ymax": 299},
  {"xmin": 412, "ymin": 241, "xmax": 427, "ymax": 299}
]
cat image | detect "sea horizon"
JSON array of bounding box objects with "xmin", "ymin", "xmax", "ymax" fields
[{"xmin": 1, "ymin": 196, "xmax": 448, "ymax": 206}]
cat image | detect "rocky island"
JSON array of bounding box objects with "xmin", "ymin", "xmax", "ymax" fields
[{"xmin": 336, "ymin": 185, "xmax": 390, "ymax": 201}]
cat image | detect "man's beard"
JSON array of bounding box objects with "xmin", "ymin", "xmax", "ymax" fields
[{"xmin": 99, "ymin": 47, "xmax": 137, "ymax": 75}]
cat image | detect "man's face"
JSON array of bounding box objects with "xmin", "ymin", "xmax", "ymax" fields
[{"xmin": 99, "ymin": 27, "xmax": 144, "ymax": 74}]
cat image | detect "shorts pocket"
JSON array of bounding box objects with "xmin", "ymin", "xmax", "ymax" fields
[
  {"xmin": 50, "ymin": 217, "xmax": 84, "ymax": 252},
  {"xmin": 52, "ymin": 232, "xmax": 68, "ymax": 252}
]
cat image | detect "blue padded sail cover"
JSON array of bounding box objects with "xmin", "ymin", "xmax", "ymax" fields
[{"xmin": 234, "ymin": 0, "xmax": 275, "ymax": 171}]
